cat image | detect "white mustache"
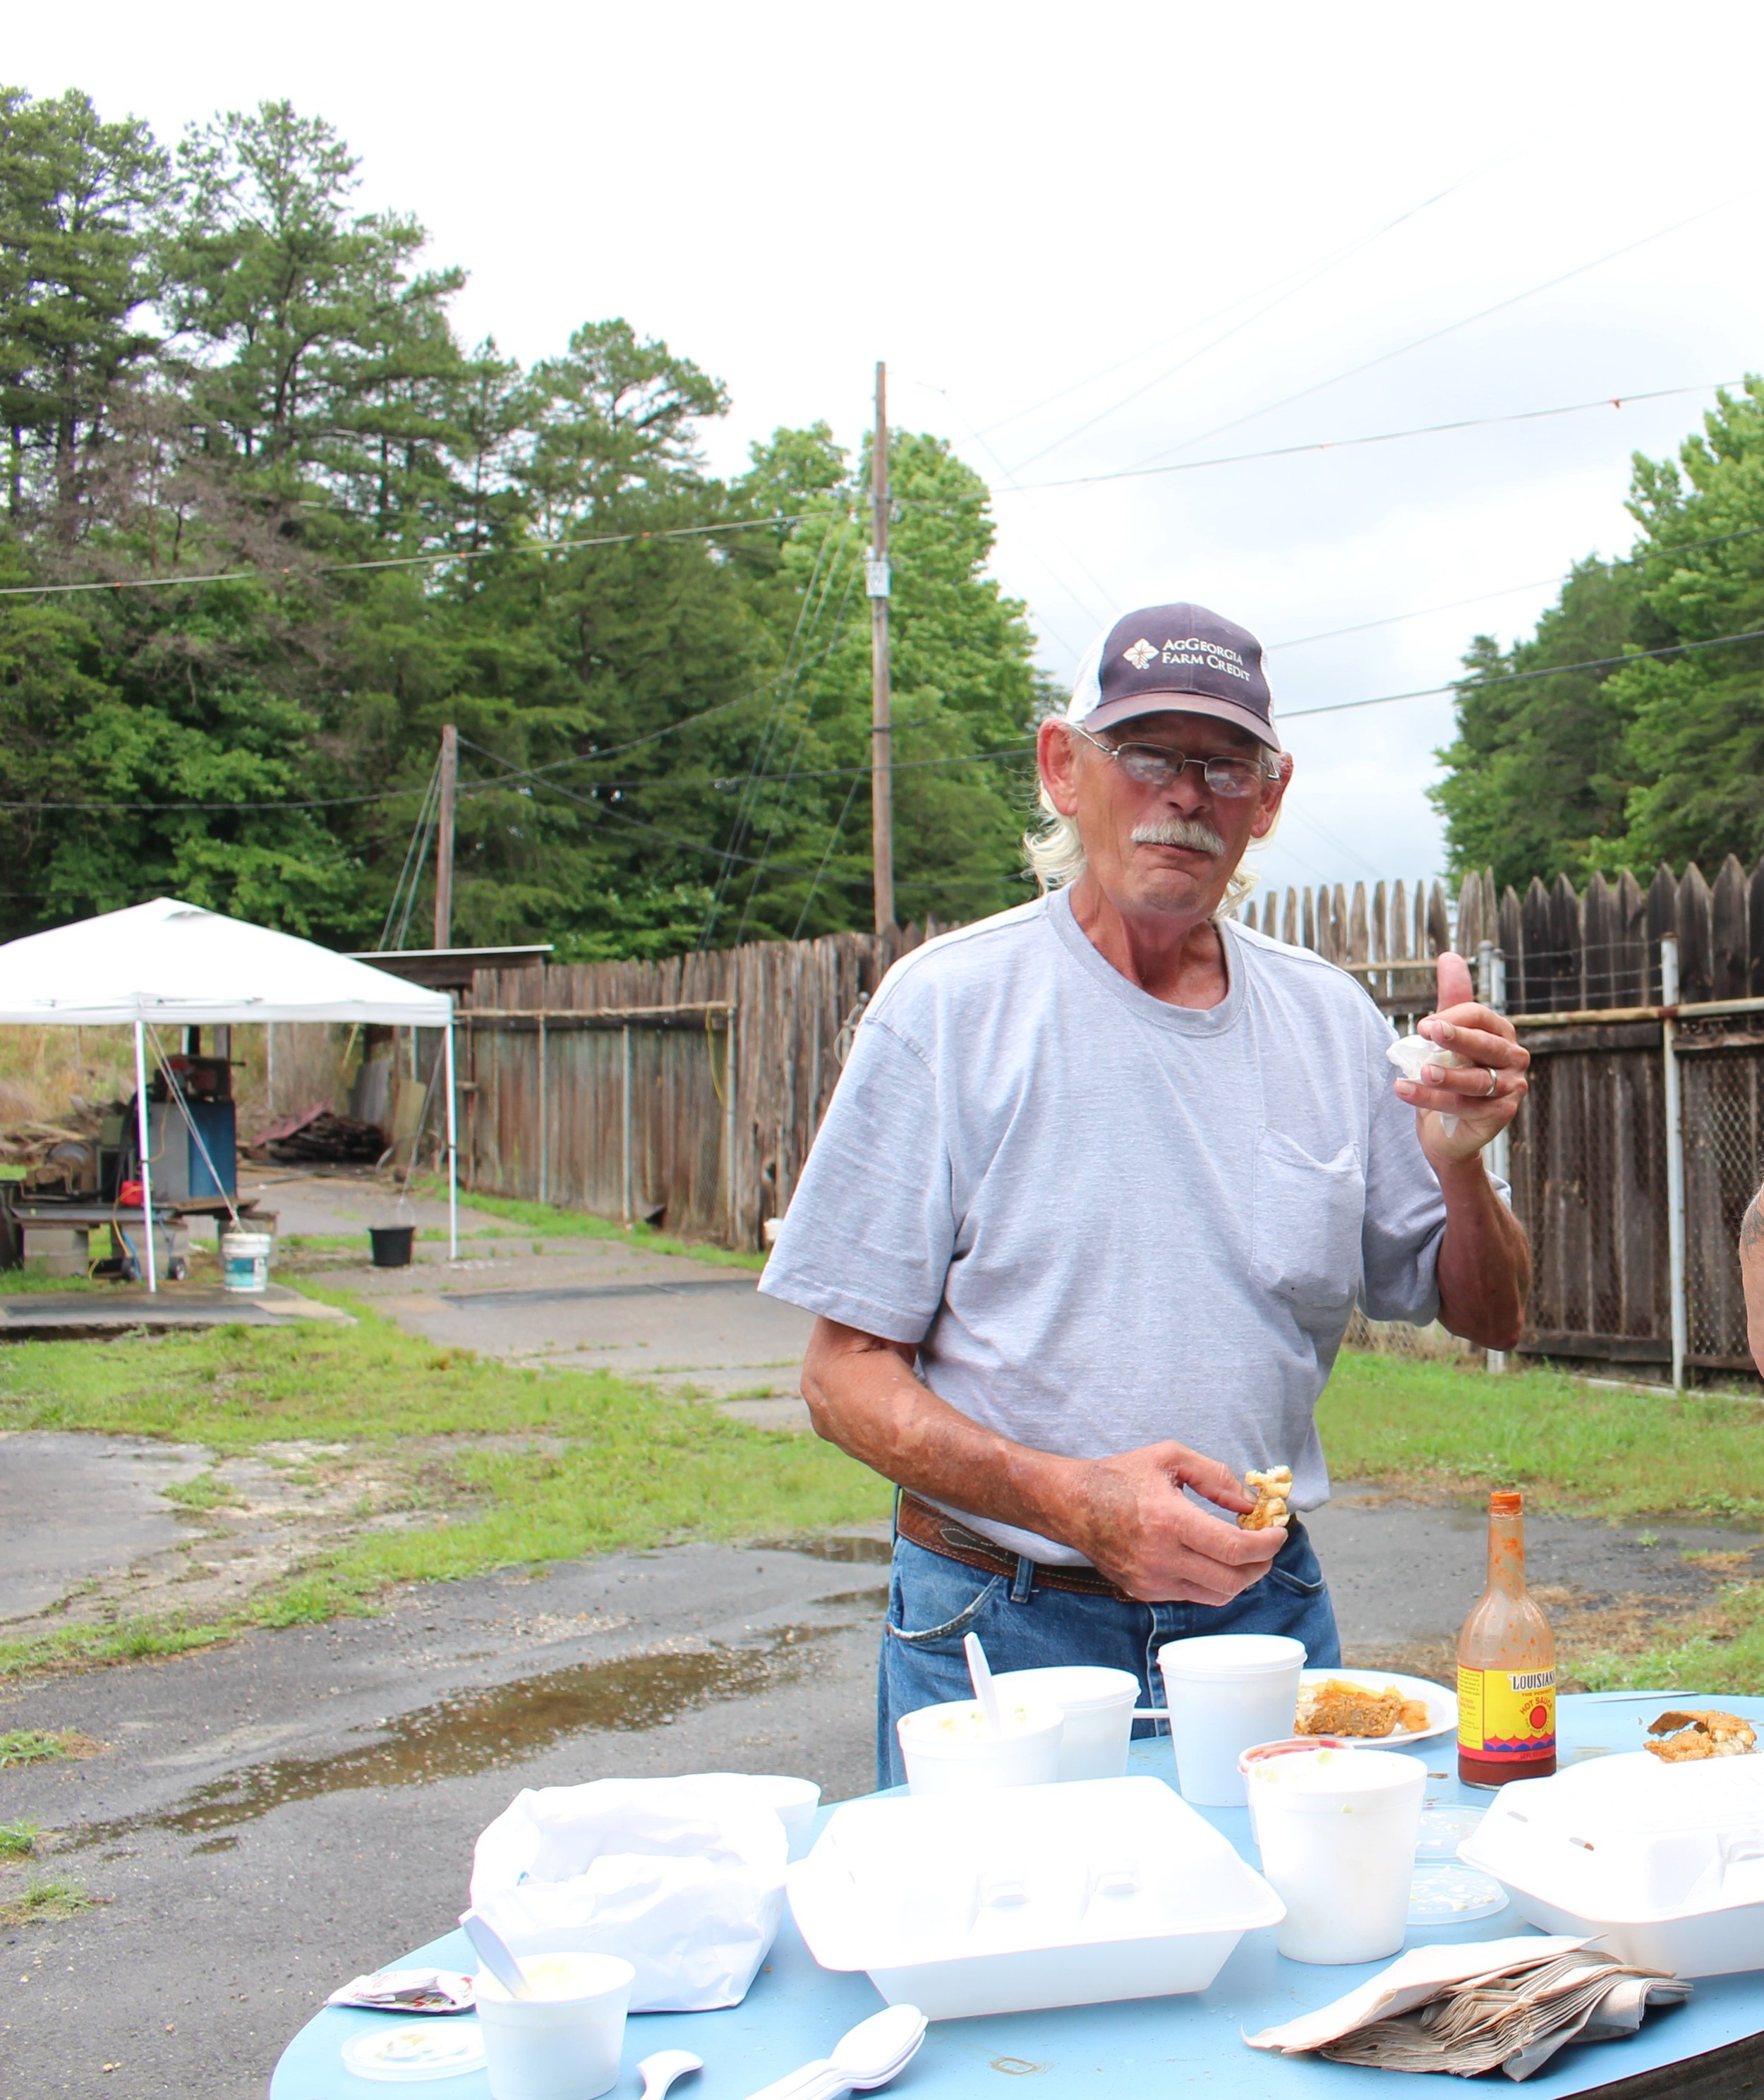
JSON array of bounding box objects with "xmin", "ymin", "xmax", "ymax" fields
[{"xmin": 1131, "ymin": 817, "xmax": 1226, "ymax": 856}]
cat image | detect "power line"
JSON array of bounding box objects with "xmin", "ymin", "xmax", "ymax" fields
[
  {"xmin": 1266, "ymin": 519, "xmax": 1764, "ymax": 655},
  {"xmin": 1281, "ymin": 620, "xmax": 1764, "ymax": 723},
  {"xmin": 1005, "ymin": 164, "xmax": 1494, "ymax": 476},
  {"xmin": 977, "ymin": 157, "xmax": 1501, "ymax": 445},
  {"xmin": 1114, "ymin": 195, "xmax": 1739, "ymax": 479},
  {"xmin": 0, "ymin": 506, "xmax": 855, "ymax": 601},
  {"xmin": 1005, "ymin": 378, "xmax": 1744, "ymax": 493}
]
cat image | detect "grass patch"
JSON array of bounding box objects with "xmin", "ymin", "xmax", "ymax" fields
[
  {"xmin": 0, "ymin": 1878, "xmax": 95, "ymax": 1925},
  {"xmin": 0, "ymin": 1821, "xmax": 39, "ymax": 1857},
  {"xmin": 414, "ymin": 1178, "xmax": 768, "ymax": 1273},
  {"xmin": 0, "ymin": 1730, "xmax": 84, "ymax": 1767},
  {"xmin": 160, "ymin": 1471, "xmax": 241, "ymax": 1512},
  {"xmin": 0, "ymin": 1291, "xmax": 886, "ymax": 1673},
  {"xmin": 1319, "ymin": 1351, "xmax": 1764, "ymax": 1522}
]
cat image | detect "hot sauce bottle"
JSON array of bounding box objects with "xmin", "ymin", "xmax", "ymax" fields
[{"xmin": 1457, "ymin": 1490, "xmax": 1557, "ymax": 1788}]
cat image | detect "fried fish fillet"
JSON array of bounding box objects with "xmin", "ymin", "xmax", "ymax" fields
[
  {"xmin": 1645, "ymin": 1708, "xmax": 1758, "ymax": 1761},
  {"xmin": 1239, "ymin": 1465, "xmax": 1293, "ymax": 1531},
  {"xmin": 1295, "ymin": 1679, "xmax": 1430, "ymax": 1738}
]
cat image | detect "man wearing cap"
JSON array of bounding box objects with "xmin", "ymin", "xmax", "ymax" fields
[{"xmin": 761, "ymin": 603, "xmax": 1531, "ymax": 1785}]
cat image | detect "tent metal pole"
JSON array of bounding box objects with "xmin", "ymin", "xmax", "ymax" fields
[
  {"xmin": 131, "ymin": 1020, "xmax": 157, "ymax": 1293},
  {"xmin": 444, "ymin": 1020, "xmax": 459, "ymax": 1262}
]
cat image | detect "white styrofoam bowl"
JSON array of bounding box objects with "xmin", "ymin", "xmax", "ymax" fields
[
  {"xmin": 992, "ymin": 1666, "xmax": 1140, "ymax": 1781},
  {"xmin": 787, "ymin": 1776, "xmax": 1283, "ymax": 2020},
  {"xmin": 896, "ymin": 1698, "xmax": 1064, "ymax": 1794}
]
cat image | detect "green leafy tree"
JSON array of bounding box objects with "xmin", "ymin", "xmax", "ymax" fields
[
  {"xmin": 0, "ymin": 86, "xmax": 167, "ymax": 531},
  {"xmin": 1431, "ymin": 556, "xmax": 1639, "ymax": 889},
  {"xmin": 1609, "ymin": 383, "xmax": 1764, "ymax": 869}
]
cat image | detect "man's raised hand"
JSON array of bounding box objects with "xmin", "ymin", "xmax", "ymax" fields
[{"xmin": 1391, "ymin": 950, "xmax": 1529, "ymax": 1166}]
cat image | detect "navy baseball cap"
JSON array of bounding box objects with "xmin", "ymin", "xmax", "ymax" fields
[{"xmin": 1065, "ymin": 602, "xmax": 1279, "ymax": 749}]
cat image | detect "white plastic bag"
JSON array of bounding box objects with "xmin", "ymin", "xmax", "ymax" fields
[{"xmin": 469, "ymin": 1776, "xmax": 788, "ymax": 2011}]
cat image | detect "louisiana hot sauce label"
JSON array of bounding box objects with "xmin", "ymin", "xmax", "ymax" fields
[{"xmin": 1458, "ymin": 1667, "xmax": 1556, "ymax": 1763}]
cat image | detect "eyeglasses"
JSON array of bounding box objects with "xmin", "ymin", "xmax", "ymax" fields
[{"xmin": 1070, "ymin": 725, "xmax": 1270, "ymax": 800}]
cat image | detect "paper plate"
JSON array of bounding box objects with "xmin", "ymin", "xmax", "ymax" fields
[
  {"xmin": 342, "ymin": 2019, "xmax": 485, "ymax": 2082},
  {"xmin": 1297, "ymin": 1669, "xmax": 1456, "ymax": 1746}
]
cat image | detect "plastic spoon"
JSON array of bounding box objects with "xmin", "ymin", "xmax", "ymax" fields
[
  {"xmin": 458, "ymin": 1909, "xmax": 531, "ymax": 2001},
  {"xmin": 742, "ymin": 2003, "xmax": 927, "ymax": 2100},
  {"xmin": 965, "ymin": 1631, "xmax": 1003, "ymax": 1736},
  {"xmin": 638, "ymin": 2050, "xmax": 705, "ymax": 2100}
]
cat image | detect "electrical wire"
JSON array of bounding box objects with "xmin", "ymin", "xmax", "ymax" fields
[
  {"xmin": 1005, "ymin": 378, "xmax": 1744, "ymax": 493},
  {"xmin": 1115, "ymin": 195, "xmax": 1740, "ymax": 478},
  {"xmin": 1005, "ymin": 163, "xmax": 1497, "ymax": 476},
  {"xmin": 0, "ymin": 506, "xmax": 850, "ymax": 601},
  {"xmin": 977, "ymin": 156, "xmax": 1502, "ymax": 444},
  {"xmin": 1281, "ymin": 620, "xmax": 1764, "ymax": 723},
  {"xmin": 1267, "ymin": 519, "xmax": 1764, "ymax": 654}
]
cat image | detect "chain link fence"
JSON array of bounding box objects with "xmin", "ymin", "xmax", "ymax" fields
[{"xmin": 1681, "ymin": 1039, "xmax": 1764, "ymax": 1374}]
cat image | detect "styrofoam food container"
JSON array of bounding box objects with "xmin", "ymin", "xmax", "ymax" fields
[
  {"xmin": 1460, "ymin": 1749, "xmax": 1764, "ymax": 1977},
  {"xmin": 897, "ymin": 1697, "xmax": 1063, "ymax": 1794},
  {"xmin": 993, "ymin": 1667, "xmax": 1140, "ymax": 1781},
  {"xmin": 691, "ymin": 1773, "xmax": 823, "ymax": 1859},
  {"xmin": 1245, "ymin": 1745, "xmax": 1428, "ymax": 1964},
  {"xmin": 475, "ymin": 1951, "xmax": 634, "ymax": 2100},
  {"xmin": 1159, "ymin": 1635, "xmax": 1306, "ymax": 1806},
  {"xmin": 787, "ymin": 1775, "xmax": 1283, "ymax": 2019}
]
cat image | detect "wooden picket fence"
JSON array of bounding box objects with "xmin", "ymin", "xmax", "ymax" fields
[{"xmin": 458, "ymin": 862, "xmax": 1764, "ymax": 1383}]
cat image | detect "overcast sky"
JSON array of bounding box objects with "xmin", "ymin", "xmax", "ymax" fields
[{"xmin": 13, "ymin": 0, "xmax": 1763, "ymax": 904}]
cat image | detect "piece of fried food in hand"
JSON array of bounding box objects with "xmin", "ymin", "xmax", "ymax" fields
[
  {"xmin": 1298, "ymin": 1679, "xmax": 1407, "ymax": 1738},
  {"xmin": 1645, "ymin": 1708, "xmax": 1758, "ymax": 1761},
  {"xmin": 1239, "ymin": 1465, "xmax": 1293, "ymax": 1531}
]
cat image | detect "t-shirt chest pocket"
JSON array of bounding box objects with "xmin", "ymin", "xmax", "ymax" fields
[{"xmin": 1250, "ymin": 1128, "xmax": 1366, "ymax": 1309}]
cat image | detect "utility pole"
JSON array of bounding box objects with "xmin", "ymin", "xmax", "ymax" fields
[
  {"xmin": 434, "ymin": 723, "xmax": 457, "ymax": 949},
  {"xmin": 867, "ymin": 361, "xmax": 895, "ymax": 934}
]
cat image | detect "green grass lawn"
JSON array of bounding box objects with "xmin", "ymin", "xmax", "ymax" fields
[
  {"xmin": 0, "ymin": 1289, "xmax": 887, "ymax": 1674},
  {"xmin": 10, "ymin": 1300, "xmax": 1764, "ymax": 1691},
  {"xmin": 1322, "ymin": 1350, "xmax": 1764, "ymax": 1694},
  {"xmin": 1319, "ymin": 1351, "xmax": 1764, "ymax": 1522},
  {"xmin": 411, "ymin": 1178, "xmax": 769, "ymax": 1272}
]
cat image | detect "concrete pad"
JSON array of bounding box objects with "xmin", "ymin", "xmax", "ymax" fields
[
  {"xmin": 0, "ymin": 1432, "xmax": 210, "ymax": 1621},
  {"xmin": 0, "ymin": 1282, "xmax": 351, "ymax": 1339}
]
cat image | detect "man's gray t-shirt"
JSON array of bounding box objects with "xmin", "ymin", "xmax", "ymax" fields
[{"xmin": 761, "ymin": 886, "xmax": 1465, "ymax": 1564}]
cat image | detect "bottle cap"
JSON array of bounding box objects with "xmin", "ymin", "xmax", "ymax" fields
[{"xmin": 1489, "ymin": 1490, "xmax": 1522, "ymax": 1512}]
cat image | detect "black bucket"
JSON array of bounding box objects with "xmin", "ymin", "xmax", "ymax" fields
[{"xmin": 369, "ymin": 1225, "xmax": 415, "ymax": 1269}]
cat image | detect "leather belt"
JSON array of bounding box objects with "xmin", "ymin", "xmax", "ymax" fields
[{"xmin": 895, "ymin": 1490, "xmax": 1135, "ymax": 1601}]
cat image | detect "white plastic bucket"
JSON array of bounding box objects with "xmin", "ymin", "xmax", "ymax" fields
[
  {"xmin": 474, "ymin": 1950, "xmax": 634, "ymax": 2100},
  {"xmin": 1245, "ymin": 1745, "xmax": 1427, "ymax": 1964},
  {"xmin": 219, "ymin": 1229, "xmax": 272, "ymax": 1294},
  {"xmin": 1158, "ymin": 1635, "xmax": 1306, "ymax": 1806},
  {"xmin": 993, "ymin": 1666, "xmax": 1140, "ymax": 1781}
]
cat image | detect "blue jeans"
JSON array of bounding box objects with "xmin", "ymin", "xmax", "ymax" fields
[{"xmin": 878, "ymin": 1519, "xmax": 1340, "ymax": 1789}]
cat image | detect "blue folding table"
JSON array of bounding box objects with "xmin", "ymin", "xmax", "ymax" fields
[{"xmin": 270, "ymin": 1693, "xmax": 1764, "ymax": 2100}]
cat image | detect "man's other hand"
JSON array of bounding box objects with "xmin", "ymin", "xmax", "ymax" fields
[{"xmin": 1070, "ymin": 1441, "xmax": 1286, "ymax": 1604}]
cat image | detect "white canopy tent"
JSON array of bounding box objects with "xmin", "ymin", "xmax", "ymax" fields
[{"xmin": 0, "ymin": 898, "xmax": 458, "ymax": 1287}]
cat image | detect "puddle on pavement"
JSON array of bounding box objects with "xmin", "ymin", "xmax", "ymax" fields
[
  {"xmin": 77, "ymin": 1622, "xmax": 845, "ymax": 1849},
  {"xmin": 756, "ymin": 1535, "xmax": 893, "ymax": 1564},
  {"xmin": 817, "ymin": 1586, "xmax": 890, "ymax": 1610}
]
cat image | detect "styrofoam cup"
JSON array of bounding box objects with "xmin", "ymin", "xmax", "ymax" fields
[
  {"xmin": 1245, "ymin": 1746, "xmax": 1428, "ymax": 1964},
  {"xmin": 1157, "ymin": 1636, "xmax": 1306, "ymax": 1806},
  {"xmin": 695, "ymin": 1772, "xmax": 823, "ymax": 1859},
  {"xmin": 993, "ymin": 1667, "xmax": 1140, "ymax": 1781},
  {"xmin": 897, "ymin": 1697, "xmax": 1063, "ymax": 1794},
  {"xmin": 474, "ymin": 1951, "xmax": 634, "ymax": 2100}
]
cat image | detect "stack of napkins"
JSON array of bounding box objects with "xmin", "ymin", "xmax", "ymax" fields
[{"xmin": 1245, "ymin": 1936, "xmax": 1691, "ymax": 2082}]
